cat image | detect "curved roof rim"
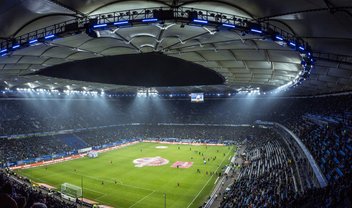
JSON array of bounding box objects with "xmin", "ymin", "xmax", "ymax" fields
[
  {"xmin": 87, "ymin": 0, "xmax": 171, "ymax": 15},
  {"xmin": 258, "ymin": 7, "xmax": 352, "ymax": 20},
  {"xmin": 11, "ymin": 13, "xmax": 80, "ymax": 38},
  {"xmin": 262, "ymin": 19, "xmax": 297, "ymax": 36},
  {"xmin": 179, "ymin": 0, "xmax": 254, "ymax": 18}
]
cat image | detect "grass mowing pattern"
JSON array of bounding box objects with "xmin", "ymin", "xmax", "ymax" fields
[{"xmin": 16, "ymin": 142, "xmax": 234, "ymax": 208}]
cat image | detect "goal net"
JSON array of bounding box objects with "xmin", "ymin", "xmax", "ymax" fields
[
  {"xmin": 61, "ymin": 183, "xmax": 82, "ymax": 198},
  {"xmin": 88, "ymin": 151, "xmax": 99, "ymax": 158}
]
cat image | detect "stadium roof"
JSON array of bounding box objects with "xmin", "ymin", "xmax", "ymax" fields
[{"xmin": 0, "ymin": 0, "xmax": 351, "ymax": 95}]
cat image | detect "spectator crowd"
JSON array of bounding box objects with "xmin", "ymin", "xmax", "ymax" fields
[{"xmin": 0, "ymin": 93, "xmax": 351, "ymax": 207}]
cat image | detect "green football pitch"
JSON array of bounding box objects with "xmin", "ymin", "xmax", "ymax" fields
[{"xmin": 16, "ymin": 142, "xmax": 234, "ymax": 208}]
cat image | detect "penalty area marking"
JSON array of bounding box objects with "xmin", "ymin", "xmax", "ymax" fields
[
  {"xmin": 94, "ymin": 193, "xmax": 107, "ymax": 201},
  {"xmin": 128, "ymin": 190, "xmax": 155, "ymax": 208},
  {"xmin": 73, "ymin": 172, "xmax": 155, "ymax": 192},
  {"xmin": 83, "ymin": 187, "xmax": 105, "ymax": 196},
  {"xmin": 73, "ymin": 172, "xmax": 123, "ymax": 185},
  {"xmin": 186, "ymin": 147, "xmax": 233, "ymax": 208}
]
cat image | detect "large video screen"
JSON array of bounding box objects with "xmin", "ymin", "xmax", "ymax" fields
[{"xmin": 191, "ymin": 93, "xmax": 204, "ymax": 102}]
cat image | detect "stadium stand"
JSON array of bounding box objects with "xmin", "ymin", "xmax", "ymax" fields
[
  {"xmin": 1, "ymin": 0, "xmax": 352, "ymax": 207},
  {"xmin": 0, "ymin": 94, "xmax": 351, "ymax": 207},
  {"xmin": 0, "ymin": 169, "xmax": 76, "ymax": 208},
  {"xmin": 56, "ymin": 134, "xmax": 88, "ymax": 150}
]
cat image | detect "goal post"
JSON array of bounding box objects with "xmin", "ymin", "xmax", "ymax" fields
[
  {"xmin": 88, "ymin": 151, "xmax": 99, "ymax": 158},
  {"xmin": 61, "ymin": 183, "xmax": 82, "ymax": 198}
]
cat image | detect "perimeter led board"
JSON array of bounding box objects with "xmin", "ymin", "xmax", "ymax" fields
[{"xmin": 191, "ymin": 93, "xmax": 204, "ymax": 102}]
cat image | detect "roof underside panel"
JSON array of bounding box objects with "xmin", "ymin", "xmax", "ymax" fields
[{"xmin": 0, "ymin": 0, "xmax": 351, "ymax": 95}]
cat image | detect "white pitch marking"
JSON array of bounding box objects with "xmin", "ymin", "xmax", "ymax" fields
[
  {"xmin": 74, "ymin": 172, "xmax": 154, "ymax": 192},
  {"xmin": 214, "ymin": 177, "xmax": 219, "ymax": 185},
  {"xmin": 186, "ymin": 149, "xmax": 232, "ymax": 208},
  {"xmin": 84, "ymin": 187, "xmax": 105, "ymax": 195},
  {"xmin": 129, "ymin": 190, "xmax": 155, "ymax": 208}
]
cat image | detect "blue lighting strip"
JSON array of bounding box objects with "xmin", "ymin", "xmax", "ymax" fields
[
  {"xmin": 1, "ymin": 53, "xmax": 7, "ymax": 56},
  {"xmin": 142, "ymin": 18, "xmax": 158, "ymax": 22},
  {"xmin": 193, "ymin": 19, "xmax": 208, "ymax": 24},
  {"xmin": 44, "ymin": 34, "xmax": 55, "ymax": 39},
  {"xmin": 250, "ymin": 29, "xmax": 262, "ymax": 34},
  {"xmin": 289, "ymin": 42, "xmax": 296, "ymax": 47},
  {"xmin": 0, "ymin": 49, "xmax": 7, "ymax": 53},
  {"xmin": 29, "ymin": 39, "xmax": 38, "ymax": 44},
  {"xmin": 275, "ymin": 36, "xmax": 284, "ymax": 41},
  {"xmin": 222, "ymin": 23, "xmax": 236, "ymax": 28},
  {"xmin": 114, "ymin": 21, "xmax": 129, "ymax": 25},
  {"xmin": 93, "ymin": 23, "xmax": 107, "ymax": 28},
  {"xmin": 299, "ymin": 46, "xmax": 305, "ymax": 51},
  {"xmin": 12, "ymin": 44, "xmax": 20, "ymax": 49}
]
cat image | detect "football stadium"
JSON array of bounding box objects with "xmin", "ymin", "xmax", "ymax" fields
[{"xmin": 0, "ymin": 1, "xmax": 352, "ymax": 208}]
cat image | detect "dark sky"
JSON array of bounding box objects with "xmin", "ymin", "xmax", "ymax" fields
[{"xmin": 35, "ymin": 52, "xmax": 224, "ymax": 87}]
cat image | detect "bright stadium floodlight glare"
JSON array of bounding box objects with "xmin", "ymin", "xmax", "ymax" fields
[
  {"xmin": 93, "ymin": 23, "xmax": 107, "ymax": 28},
  {"xmin": 193, "ymin": 19, "xmax": 208, "ymax": 24},
  {"xmin": 142, "ymin": 18, "xmax": 158, "ymax": 22},
  {"xmin": 137, "ymin": 92, "xmax": 147, "ymax": 97},
  {"xmin": 137, "ymin": 88, "xmax": 148, "ymax": 97},
  {"xmin": 148, "ymin": 88, "xmax": 158, "ymax": 97},
  {"xmin": 44, "ymin": 34, "xmax": 55, "ymax": 39}
]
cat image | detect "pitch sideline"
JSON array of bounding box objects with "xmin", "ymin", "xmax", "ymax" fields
[
  {"xmin": 186, "ymin": 147, "xmax": 233, "ymax": 208},
  {"xmin": 128, "ymin": 190, "xmax": 156, "ymax": 208}
]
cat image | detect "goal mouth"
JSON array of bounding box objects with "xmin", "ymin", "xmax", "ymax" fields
[{"xmin": 61, "ymin": 183, "xmax": 82, "ymax": 198}]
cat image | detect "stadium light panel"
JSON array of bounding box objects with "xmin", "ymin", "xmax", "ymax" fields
[
  {"xmin": 299, "ymin": 46, "xmax": 305, "ymax": 51},
  {"xmin": 29, "ymin": 39, "xmax": 38, "ymax": 44},
  {"xmin": 289, "ymin": 42, "xmax": 296, "ymax": 47},
  {"xmin": 0, "ymin": 49, "xmax": 7, "ymax": 53},
  {"xmin": 250, "ymin": 29, "xmax": 262, "ymax": 34},
  {"xmin": 44, "ymin": 34, "xmax": 55, "ymax": 39},
  {"xmin": 222, "ymin": 23, "xmax": 236, "ymax": 28},
  {"xmin": 114, "ymin": 21, "xmax": 129, "ymax": 25},
  {"xmin": 142, "ymin": 18, "xmax": 158, "ymax": 22},
  {"xmin": 193, "ymin": 19, "xmax": 208, "ymax": 24},
  {"xmin": 93, "ymin": 23, "xmax": 107, "ymax": 28},
  {"xmin": 12, "ymin": 44, "xmax": 20, "ymax": 49},
  {"xmin": 275, "ymin": 36, "xmax": 284, "ymax": 41}
]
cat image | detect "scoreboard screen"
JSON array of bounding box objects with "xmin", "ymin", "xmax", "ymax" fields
[{"xmin": 191, "ymin": 93, "xmax": 204, "ymax": 102}]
